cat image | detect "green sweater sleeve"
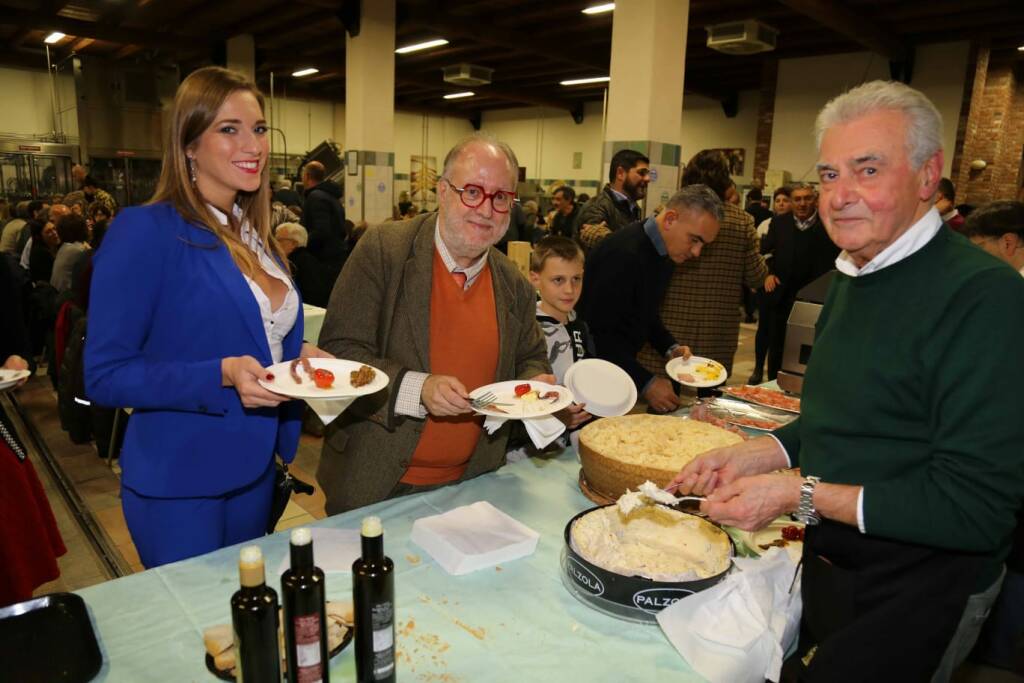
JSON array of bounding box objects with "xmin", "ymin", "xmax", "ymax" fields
[
  {"xmin": 862, "ymin": 268, "xmax": 1024, "ymax": 553},
  {"xmin": 772, "ymin": 418, "xmax": 801, "ymax": 468}
]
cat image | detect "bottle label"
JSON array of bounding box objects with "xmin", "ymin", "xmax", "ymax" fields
[
  {"xmin": 293, "ymin": 614, "xmax": 323, "ymax": 683},
  {"xmin": 371, "ymin": 601, "xmax": 395, "ymax": 679}
]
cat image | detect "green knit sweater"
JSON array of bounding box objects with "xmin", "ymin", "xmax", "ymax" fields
[{"xmin": 775, "ymin": 228, "xmax": 1024, "ymax": 581}]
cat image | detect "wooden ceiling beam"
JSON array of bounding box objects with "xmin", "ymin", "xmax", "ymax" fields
[
  {"xmin": 775, "ymin": 0, "xmax": 909, "ymax": 60},
  {"xmin": 0, "ymin": 7, "xmax": 210, "ymax": 51}
]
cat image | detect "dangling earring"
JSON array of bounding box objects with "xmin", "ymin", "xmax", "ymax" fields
[{"xmin": 187, "ymin": 156, "xmax": 197, "ymax": 185}]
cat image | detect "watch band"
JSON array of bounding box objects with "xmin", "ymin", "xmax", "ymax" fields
[{"xmin": 796, "ymin": 475, "xmax": 822, "ymax": 526}]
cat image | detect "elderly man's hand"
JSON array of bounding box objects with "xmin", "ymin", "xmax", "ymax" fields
[
  {"xmin": 668, "ymin": 436, "xmax": 790, "ymax": 496},
  {"xmin": 2, "ymin": 355, "xmax": 30, "ymax": 389},
  {"xmin": 699, "ymin": 473, "xmax": 801, "ymax": 531},
  {"xmin": 643, "ymin": 377, "xmax": 680, "ymax": 413},
  {"xmin": 764, "ymin": 274, "xmax": 781, "ymax": 293},
  {"xmin": 529, "ymin": 373, "xmax": 558, "ymax": 385},
  {"xmin": 421, "ymin": 374, "xmax": 472, "ymax": 416}
]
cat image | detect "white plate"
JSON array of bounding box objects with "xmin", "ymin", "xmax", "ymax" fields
[
  {"xmin": 258, "ymin": 358, "xmax": 389, "ymax": 399},
  {"xmin": 0, "ymin": 369, "xmax": 31, "ymax": 391},
  {"xmin": 563, "ymin": 359, "xmax": 637, "ymax": 417},
  {"xmin": 740, "ymin": 518, "xmax": 804, "ymax": 563},
  {"xmin": 665, "ymin": 355, "xmax": 728, "ymax": 388},
  {"xmin": 469, "ymin": 380, "xmax": 574, "ymax": 419}
]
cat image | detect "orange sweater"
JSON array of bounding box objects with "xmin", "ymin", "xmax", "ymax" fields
[{"xmin": 402, "ymin": 249, "xmax": 499, "ymax": 485}]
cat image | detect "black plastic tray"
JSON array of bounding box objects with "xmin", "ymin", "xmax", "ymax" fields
[
  {"xmin": 563, "ymin": 505, "xmax": 733, "ymax": 619},
  {"xmin": 0, "ymin": 592, "xmax": 102, "ymax": 683}
]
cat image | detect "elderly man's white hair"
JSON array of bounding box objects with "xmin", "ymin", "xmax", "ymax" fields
[
  {"xmin": 276, "ymin": 222, "xmax": 308, "ymax": 248},
  {"xmin": 815, "ymin": 80, "xmax": 943, "ymax": 170}
]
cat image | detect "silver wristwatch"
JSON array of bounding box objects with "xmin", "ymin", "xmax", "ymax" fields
[{"xmin": 795, "ymin": 475, "xmax": 822, "ymax": 526}]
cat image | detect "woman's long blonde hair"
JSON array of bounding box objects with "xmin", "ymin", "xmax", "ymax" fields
[{"xmin": 150, "ymin": 66, "xmax": 283, "ymax": 278}]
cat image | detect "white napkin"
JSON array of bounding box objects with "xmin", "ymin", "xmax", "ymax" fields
[
  {"xmin": 656, "ymin": 548, "xmax": 802, "ymax": 683},
  {"xmin": 304, "ymin": 396, "xmax": 356, "ymax": 426},
  {"xmin": 483, "ymin": 413, "xmax": 565, "ymax": 449},
  {"xmin": 275, "ymin": 527, "xmax": 362, "ymax": 576},
  {"xmin": 410, "ymin": 501, "xmax": 540, "ymax": 575}
]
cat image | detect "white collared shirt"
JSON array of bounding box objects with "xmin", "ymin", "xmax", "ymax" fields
[
  {"xmin": 770, "ymin": 207, "xmax": 944, "ymax": 534},
  {"xmin": 209, "ymin": 204, "xmax": 299, "ymax": 363},
  {"xmin": 834, "ymin": 207, "xmax": 943, "ymax": 278},
  {"xmin": 794, "ymin": 211, "xmax": 819, "ymax": 231}
]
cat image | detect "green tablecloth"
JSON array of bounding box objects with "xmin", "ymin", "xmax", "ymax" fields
[{"xmin": 76, "ymin": 449, "xmax": 705, "ymax": 682}]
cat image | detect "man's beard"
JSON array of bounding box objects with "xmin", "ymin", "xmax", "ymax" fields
[{"xmin": 624, "ymin": 177, "xmax": 647, "ymax": 202}]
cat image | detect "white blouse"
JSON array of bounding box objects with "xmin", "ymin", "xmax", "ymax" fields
[{"xmin": 209, "ymin": 205, "xmax": 299, "ymax": 363}]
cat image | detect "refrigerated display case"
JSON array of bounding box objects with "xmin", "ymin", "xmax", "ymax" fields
[{"xmin": 0, "ymin": 141, "xmax": 77, "ymax": 202}]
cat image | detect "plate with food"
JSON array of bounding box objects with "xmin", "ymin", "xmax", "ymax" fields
[
  {"xmin": 259, "ymin": 358, "xmax": 389, "ymax": 399},
  {"xmin": 665, "ymin": 355, "xmax": 727, "ymax": 388},
  {"xmin": 469, "ymin": 380, "xmax": 574, "ymax": 419},
  {"xmin": 0, "ymin": 368, "xmax": 31, "ymax": 392},
  {"xmin": 739, "ymin": 518, "xmax": 805, "ymax": 563},
  {"xmin": 204, "ymin": 601, "xmax": 353, "ymax": 681},
  {"xmin": 721, "ymin": 385, "xmax": 801, "ymax": 414}
]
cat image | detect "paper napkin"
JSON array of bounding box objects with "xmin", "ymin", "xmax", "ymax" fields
[
  {"xmin": 410, "ymin": 501, "xmax": 540, "ymax": 575},
  {"xmin": 482, "ymin": 413, "xmax": 565, "ymax": 449}
]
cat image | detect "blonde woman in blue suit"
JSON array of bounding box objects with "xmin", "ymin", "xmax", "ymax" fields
[{"xmin": 85, "ymin": 67, "xmax": 331, "ymax": 568}]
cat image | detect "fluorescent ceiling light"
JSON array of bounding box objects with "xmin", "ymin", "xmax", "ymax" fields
[
  {"xmin": 443, "ymin": 91, "xmax": 475, "ymax": 100},
  {"xmin": 560, "ymin": 76, "xmax": 610, "ymax": 86},
  {"xmin": 581, "ymin": 3, "xmax": 615, "ymax": 14},
  {"xmin": 395, "ymin": 38, "xmax": 449, "ymax": 54},
  {"xmin": 44, "ymin": 32, "xmax": 66, "ymax": 44},
  {"xmin": 291, "ymin": 68, "xmax": 319, "ymax": 77},
  {"xmin": 1018, "ymin": 45, "xmax": 1024, "ymax": 51}
]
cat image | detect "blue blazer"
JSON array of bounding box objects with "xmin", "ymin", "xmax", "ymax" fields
[{"xmin": 85, "ymin": 203, "xmax": 303, "ymax": 498}]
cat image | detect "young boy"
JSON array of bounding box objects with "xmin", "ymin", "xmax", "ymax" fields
[{"xmin": 507, "ymin": 237, "xmax": 594, "ymax": 462}]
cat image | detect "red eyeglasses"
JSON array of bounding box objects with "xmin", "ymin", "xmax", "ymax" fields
[{"xmin": 442, "ymin": 178, "xmax": 517, "ymax": 213}]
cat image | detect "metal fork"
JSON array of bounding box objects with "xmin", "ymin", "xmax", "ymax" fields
[{"xmin": 469, "ymin": 392, "xmax": 511, "ymax": 409}]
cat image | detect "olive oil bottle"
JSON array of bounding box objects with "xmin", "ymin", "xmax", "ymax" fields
[
  {"xmin": 352, "ymin": 516, "xmax": 395, "ymax": 683},
  {"xmin": 231, "ymin": 545, "xmax": 280, "ymax": 682},
  {"xmin": 282, "ymin": 527, "xmax": 330, "ymax": 683}
]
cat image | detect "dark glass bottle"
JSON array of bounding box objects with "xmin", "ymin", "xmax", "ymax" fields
[
  {"xmin": 352, "ymin": 516, "xmax": 396, "ymax": 683},
  {"xmin": 231, "ymin": 545, "xmax": 281, "ymax": 683},
  {"xmin": 282, "ymin": 527, "xmax": 330, "ymax": 683}
]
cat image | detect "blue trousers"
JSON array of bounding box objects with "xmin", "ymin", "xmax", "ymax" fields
[{"xmin": 122, "ymin": 461, "xmax": 275, "ymax": 568}]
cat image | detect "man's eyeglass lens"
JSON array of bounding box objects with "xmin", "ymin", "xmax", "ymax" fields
[{"xmin": 448, "ymin": 181, "xmax": 515, "ymax": 213}]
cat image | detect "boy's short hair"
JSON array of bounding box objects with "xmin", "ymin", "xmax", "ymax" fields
[{"xmin": 530, "ymin": 235, "xmax": 584, "ymax": 272}]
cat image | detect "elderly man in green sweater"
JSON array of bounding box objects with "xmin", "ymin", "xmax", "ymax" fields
[{"xmin": 670, "ymin": 81, "xmax": 1024, "ymax": 682}]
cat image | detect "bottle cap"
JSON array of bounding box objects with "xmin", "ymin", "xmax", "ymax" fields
[
  {"xmin": 239, "ymin": 545, "xmax": 263, "ymax": 566},
  {"xmin": 290, "ymin": 527, "xmax": 312, "ymax": 546},
  {"xmin": 361, "ymin": 516, "xmax": 383, "ymax": 538}
]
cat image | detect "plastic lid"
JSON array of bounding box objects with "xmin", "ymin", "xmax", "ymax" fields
[
  {"xmin": 361, "ymin": 516, "xmax": 383, "ymax": 537},
  {"xmin": 290, "ymin": 527, "xmax": 312, "ymax": 546},
  {"xmin": 239, "ymin": 545, "xmax": 263, "ymax": 565}
]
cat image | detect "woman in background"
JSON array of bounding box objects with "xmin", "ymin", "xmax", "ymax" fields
[{"xmin": 85, "ymin": 66, "xmax": 329, "ymax": 568}]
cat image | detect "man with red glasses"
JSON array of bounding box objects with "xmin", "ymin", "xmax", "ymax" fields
[{"xmin": 316, "ymin": 133, "xmax": 553, "ymax": 513}]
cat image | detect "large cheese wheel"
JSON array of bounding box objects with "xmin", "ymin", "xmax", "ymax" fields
[{"xmin": 578, "ymin": 414, "xmax": 743, "ymax": 498}]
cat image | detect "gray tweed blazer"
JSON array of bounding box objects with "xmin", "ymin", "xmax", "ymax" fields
[{"xmin": 315, "ymin": 212, "xmax": 550, "ymax": 514}]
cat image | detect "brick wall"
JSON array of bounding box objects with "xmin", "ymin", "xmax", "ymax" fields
[
  {"xmin": 752, "ymin": 58, "xmax": 778, "ymax": 186},
  {"xmin": 955, "ymin": 44, "xmax": 1023, "ymax": 206}
]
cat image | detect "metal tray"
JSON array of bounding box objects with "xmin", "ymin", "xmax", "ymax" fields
[
  {"xmin": 0, "ymin": 592, "xmax": 102, "ymax": 683},
  {"xmin": 703, "ymin": 396, "xmax": 797, "ymax": 431}
]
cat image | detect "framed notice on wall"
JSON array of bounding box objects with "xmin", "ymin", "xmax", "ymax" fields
[
  {"xmin": 410, "ymin": 155, "xmax": 438, "ymax": 210},
  {"xmin": 346, "ymin": 150, "xmax": 358, "ymax": 175}
]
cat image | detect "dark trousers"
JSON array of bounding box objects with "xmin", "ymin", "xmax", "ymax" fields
[{"xmin": 754, "ymin": 292, "xmax": 796, "ymax": 380}]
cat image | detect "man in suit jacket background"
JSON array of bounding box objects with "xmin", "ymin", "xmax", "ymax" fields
[
  {"xmin": 752, "ymin": 182, "xmax": 838, "ymax": 383},
  {"xmin": 577, "ymin": 185, "xmax": 723, "ymax": 414},
  {"xmin": 316, "ymin": 134, "xmax": 552, "ymax": 514},
  {"xmin": 300, "ymin": 160, "xmax": 348, "ymax": 291}
]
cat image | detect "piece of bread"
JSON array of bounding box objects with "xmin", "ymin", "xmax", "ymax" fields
[
  {"xmin": 326, "ymin": 600, "xmax": 354, "ymax": 626},
  {"xmin": 203, "ymin": 623, "xmax": 233, "ymax": 657}
]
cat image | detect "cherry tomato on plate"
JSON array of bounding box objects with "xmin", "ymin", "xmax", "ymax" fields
[
  {"xmin": 312, "ymin": 368, "xmax": 335, "ymax": 389},
  {"xmin": 514, "ymin": 383, "xmax": 532, "ymax": 397}
]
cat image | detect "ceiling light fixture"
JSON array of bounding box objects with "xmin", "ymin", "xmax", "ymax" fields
[
  {"xmin": 560, "ymin": 76, "xmax": 610, "ymax": 86},
  {"xmin": 1018, "ymin": 44, "xmax": 1024, "ymax": 51},
  {"xmin": 443, "ymin": 91, "xmax": 475, "ymax": 99},
  {"xmin": 395, "ymin": 38, "xmax": 449, "ymax": 55},
  {"xmin": 44, "ymin": 32, "xmax": 66, "ymax": 44},
  {"xmin": 581, "ymin": 3, "xmax": 615, "ymax": 14},
  {"xmin": 291, "ymin": 68, "xmax": 319, "ymax": 77}
]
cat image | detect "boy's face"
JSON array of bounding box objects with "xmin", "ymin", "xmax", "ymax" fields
[{"xmin": 530, "ymin": 255, "xmax": 584, "ymax": 317}]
